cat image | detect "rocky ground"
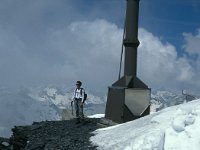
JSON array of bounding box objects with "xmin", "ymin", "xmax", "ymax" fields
[
  {"xmin": 0, "ymin": 118, "xmax": 106, "ymax": 150},
  {"xmin": 0, "ymin": 137, "xmax": 10, "ymax": 150}
]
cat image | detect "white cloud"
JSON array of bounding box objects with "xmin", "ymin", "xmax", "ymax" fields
[
  {"xmin": 138, "ymin": 28, "xmax": 195, "ymax": 90},
  {"xmin": 47, "ymin": 19, "xmax": 123, "ymax": 91},
  {"xmin": 183, "ymin": 29, "xmax": 200, "ymax": 55},
  {"xmin": 181, "ymin": 28, "xmax": 200, "ymax": 93},
  {"xmin": 46, "ymin": 20, "xmax": 198, "ymax": 93},
  {"xmin": 0, "ymin": 13, "xmax": 199, "ymax": 94}
]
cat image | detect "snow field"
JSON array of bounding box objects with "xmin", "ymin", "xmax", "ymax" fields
[{"xmin": 90, "ymin": 99, "xmax": 200, "ymax": 150}]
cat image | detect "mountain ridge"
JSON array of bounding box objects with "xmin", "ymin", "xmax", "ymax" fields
[{"xmin": 0, "ymin": 86, "xmax": 197, "ymax": 138}]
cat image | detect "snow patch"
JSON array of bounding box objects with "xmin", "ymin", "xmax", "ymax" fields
[{"xmin": 88, "ymin": 114, "xmax": 105, "ymax": 118}]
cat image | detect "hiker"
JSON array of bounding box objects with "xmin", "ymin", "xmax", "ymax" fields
[{"xmin": 72, "ymin": 81, "xmax": 86, "ymax": 124}]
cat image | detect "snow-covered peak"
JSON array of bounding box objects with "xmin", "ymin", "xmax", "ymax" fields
[
  {"xmin": 28, "ymin": 87, "xmax": 105, "ymax": 109},
  {"xmin": 150, "ymin": 90, "xmax": 198, "ymax": 112},
  {"xmin": 0, "ymin": 87, "xmax": 61, "ymax": 138},
  {"xmin": 151, "ymin": 90, "xmax": 183, "ymax": 103}
]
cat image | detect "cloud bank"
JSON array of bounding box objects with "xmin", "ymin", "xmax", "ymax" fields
[
  {"xmin": 0, "ymin": 0, "xmax": 199, "ymax": 94},
  {"xmin": 138, "ymin": 28, "xmax": 196, "ymax": 91}
]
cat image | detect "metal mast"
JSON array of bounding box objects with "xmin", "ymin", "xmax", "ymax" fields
[{"xmin": 105, "ymin": 0, "xmax": 150, "ymax": 123}]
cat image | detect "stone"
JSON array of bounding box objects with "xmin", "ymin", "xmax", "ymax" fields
[
  {"xmin": 1, "ymin": 142, "xmax": 9, "ymax": 147},
  {"xmin": 0, "ymin": 118, "xmax": 113, "ymax": 150}
]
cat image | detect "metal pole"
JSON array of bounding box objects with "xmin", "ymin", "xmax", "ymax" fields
[{"xmin": 124, "ymin": 0, "xmax": 140, "ymax": 77}]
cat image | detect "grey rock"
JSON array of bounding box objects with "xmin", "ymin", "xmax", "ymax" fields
[
  {"xmin": 6, "ymin": 118, "xmax": 107, "ymax": 150},
  {"xmin": 2, "ymin": 142, "xmax": 9, "ymax": 147},
  {"xmin": 0, "ymin": 137, "xmax": 10, "ymax": 150}
]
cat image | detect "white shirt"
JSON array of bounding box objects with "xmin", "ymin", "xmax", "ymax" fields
[{"xmin": 72, "ymin": 88, "xmax": 85, "ymax": 102}]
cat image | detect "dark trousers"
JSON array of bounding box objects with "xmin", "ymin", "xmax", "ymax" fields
[{"xmin": 74, "ymin": 99, "xmax": 84, "ymax": 120}]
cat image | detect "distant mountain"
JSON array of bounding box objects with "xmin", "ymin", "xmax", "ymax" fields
[
  {"xmin": 0, "ymin": 86, "xmax": 197, "ymax": 138},
  {"xmin": 0, "ymin": 87, "xmax": 61, "ymax": 137},
  {"xmin": 0, "ymin": 86, "xmax": 106, "ymax": 137},
  {"xmin": 29, "ymin": 86, "xmax": 106, "ymax": 115},
  {"xmin": 151, "ymin": 90, "xmax": 198, "ymax": 112}
]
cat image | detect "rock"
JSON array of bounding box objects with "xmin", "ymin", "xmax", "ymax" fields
[
  {"xmin": 0, "ymin": 137, "xmax": 10, "ymax": 150},
  {"xmin": 6, "ymin": 118, "xmax": 108, "ymax": 150},
  {"xmin": 0, "ymin": 118, "xmax": 114, "ymax": 150},
  {"xmin": 1, "ymin": 142, "xmax": 9, "ymax": 147}
]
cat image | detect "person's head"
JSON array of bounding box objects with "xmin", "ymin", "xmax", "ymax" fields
[{"xmin": 76, "ymin": 81, "xmax": 82, "ymax": 89}]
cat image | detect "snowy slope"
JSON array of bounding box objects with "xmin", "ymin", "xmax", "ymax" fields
[{"xmin": 91, "ymin": 99, "xmax": 200, "ymax": 150}]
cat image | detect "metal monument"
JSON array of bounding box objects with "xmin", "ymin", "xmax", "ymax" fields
[{"xmin": 105, "ymin": 0, "xmax": 150, "ymax": 123}]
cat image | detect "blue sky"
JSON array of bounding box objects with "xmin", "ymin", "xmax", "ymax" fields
[
  {"xmin": 140, "ymin": 0, "xmax": 200, "ymax": 55},
  {"xmin": 0, "ymin": 0, "xmax": 200, "ymax": 95},
  {"xmin": 72, "ymin": 0, "xmax": 200, "ymax": 56}
]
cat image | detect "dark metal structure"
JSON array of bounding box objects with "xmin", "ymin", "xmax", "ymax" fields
[
  {"xmin": 182, "ymin": 90, "xmax": 197, "ymax": 102},
  {"xmin": 105, "ymin": 0, "xmax": 150, "ymax": 123}
]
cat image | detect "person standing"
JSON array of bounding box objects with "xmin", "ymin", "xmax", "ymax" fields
[{"xmin": 72, "ymin": 81, "xmax": 85, "ymax": 124}]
